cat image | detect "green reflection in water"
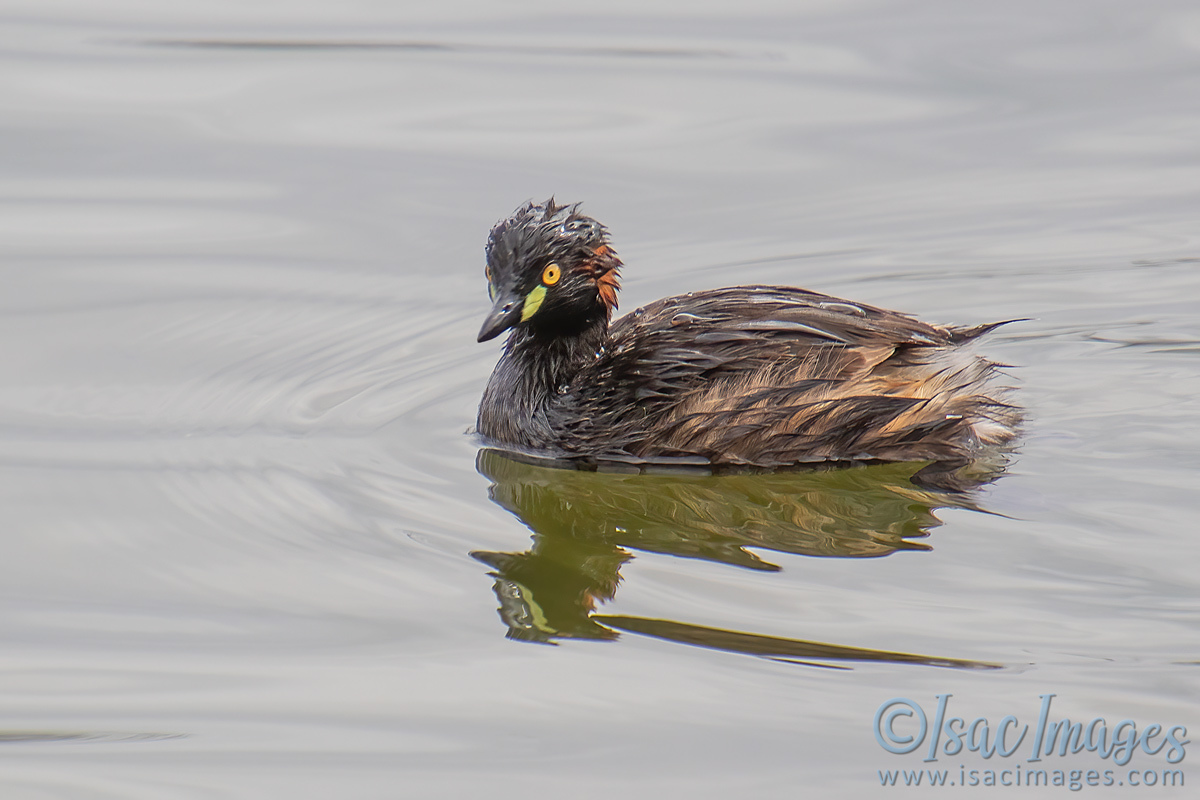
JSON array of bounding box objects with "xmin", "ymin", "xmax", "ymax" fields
[{"xmin": 472, "ymin": 450, "xmax": 1000, "ymax": 669}]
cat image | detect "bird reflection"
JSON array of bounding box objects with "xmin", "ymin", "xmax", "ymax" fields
[{"xmin": 472, "ymin": 449, "xmax": 1002, "ymax": 669}]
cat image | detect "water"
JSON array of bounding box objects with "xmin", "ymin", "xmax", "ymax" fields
[{"xmin": 3, "ymin": 1, "xmax": 1199, "ymax": 797}]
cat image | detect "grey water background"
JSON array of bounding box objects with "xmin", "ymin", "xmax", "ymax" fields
[{"xmin": 3, "ymin": 0, "xmax": 1199, "ymax": 797}]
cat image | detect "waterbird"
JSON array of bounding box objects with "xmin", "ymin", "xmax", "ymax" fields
[{"xmin": 476, "ymin": 199, "xmax": 1019, "ymax": 477}]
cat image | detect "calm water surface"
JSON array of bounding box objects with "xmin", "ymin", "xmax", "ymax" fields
[{"xmin": 2, "ymin": 1, "xmax": 1199, "ymax": 797}]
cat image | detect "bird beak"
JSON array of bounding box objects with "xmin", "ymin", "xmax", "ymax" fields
[{"xmin": 477, "ymin": 289, "xmax": 523, "ymax": 342}]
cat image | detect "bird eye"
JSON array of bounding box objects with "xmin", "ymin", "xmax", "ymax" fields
[{"xmin": 542, "ymin": 264, "xmax": 561, "ymax": 286}]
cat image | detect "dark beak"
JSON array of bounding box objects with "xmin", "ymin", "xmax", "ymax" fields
[{"xmin": 477, "ymin": 289, "xmax": 523, "ymax": 342}]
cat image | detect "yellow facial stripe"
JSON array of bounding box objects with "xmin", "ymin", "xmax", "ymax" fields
[{"xmin": 521, "ymin": 285, "xmax": 547, "ymax": 321}]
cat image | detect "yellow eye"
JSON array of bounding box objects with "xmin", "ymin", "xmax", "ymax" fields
[{"xmin": 542, "ymin": 264, "xmax": 561, "ymax": 286}]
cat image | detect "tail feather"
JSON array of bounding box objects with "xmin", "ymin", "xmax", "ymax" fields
[{"xmin": 947, "ymin": 318, "xmax": 1029, "ymax": 343}]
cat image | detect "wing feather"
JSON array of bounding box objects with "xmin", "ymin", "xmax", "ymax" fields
[{"xmin": 555, "ymin": 285, "xmax": 1016, "ymax": 465}]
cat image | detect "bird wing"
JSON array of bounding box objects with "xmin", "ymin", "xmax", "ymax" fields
[{"xmin": 562, "ymin": 286, "xmax": 1004, "ymax": 465}]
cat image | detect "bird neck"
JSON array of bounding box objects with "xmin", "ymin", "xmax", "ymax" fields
[
  {"xmin": 506, "ymin": 312, "xmax": 610, "ymax": 394},
  {"xmin": 477, "ymin": 312, "xmax": 610, "ymax": 448}
]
